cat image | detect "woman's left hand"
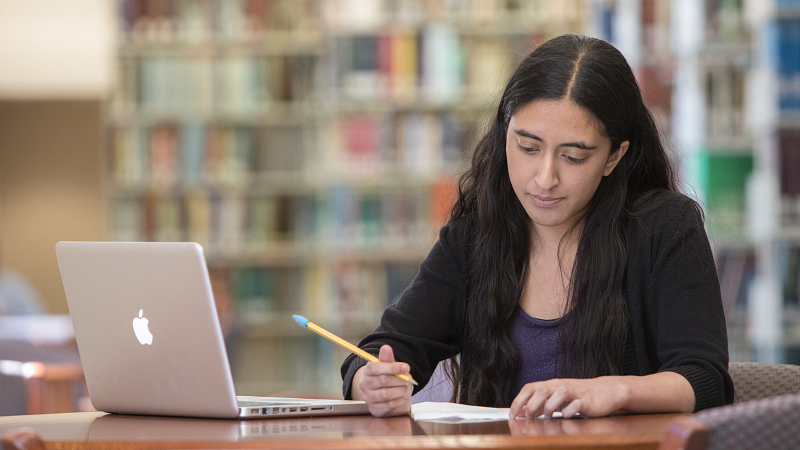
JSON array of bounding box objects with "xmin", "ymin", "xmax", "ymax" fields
[{"xmin": 508, "ymin": 377, "xmax": 632, "ymax": 419}]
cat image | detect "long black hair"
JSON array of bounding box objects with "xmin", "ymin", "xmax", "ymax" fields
[{"xmin": 448, "ymin": 34, "xmax": 679, "ymax": 406}]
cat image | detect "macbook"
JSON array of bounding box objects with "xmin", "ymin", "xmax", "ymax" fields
[{"xmin": 55, "ymin": 241, "xmax": 370, "ymax": 419}]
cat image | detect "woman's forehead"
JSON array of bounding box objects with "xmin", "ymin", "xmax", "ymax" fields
[{"xmin": 510, "ymin": 99, "xmax": 606, "ymax": 139}]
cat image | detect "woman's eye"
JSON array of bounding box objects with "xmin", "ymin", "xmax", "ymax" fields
[
  {"xmin": 516, "ymin": 144, "xmax": 537, "ymax": 154},
  {"xmin": 564, "ymin": 155, "xmax": 586, "ymax": 164}
]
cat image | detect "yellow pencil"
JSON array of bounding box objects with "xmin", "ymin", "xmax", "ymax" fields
[{"xmin": 292, "ymin": 314, "xmax": 418, "ymax": 386}]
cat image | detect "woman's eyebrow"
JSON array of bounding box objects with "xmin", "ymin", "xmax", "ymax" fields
[{"xmin": 513, "ymin": 128, "xmax": 598, "ymax": 150}]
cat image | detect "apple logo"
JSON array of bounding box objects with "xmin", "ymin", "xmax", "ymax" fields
[{"xmin": 132, "ymin": 309, "xmax": 153, "ymax": 345}]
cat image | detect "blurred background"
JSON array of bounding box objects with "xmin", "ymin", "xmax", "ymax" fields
[{"xmin": 0, "ymin": 0, "xmax": 798, "ymax": 414}]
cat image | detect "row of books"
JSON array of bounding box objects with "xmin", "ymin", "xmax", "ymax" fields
[
  {"xmin": 111, "ymin": 113, "xmax": 468, "ymax": 187},
  {"xmin": 333, "ymin": 26, "xmax": 460, "ymax": 101},
  {"xmin": 779, "ymin": 130, "xmax": 800, "ymax": 227},
  {"xmin": 324, "ymin": 0, "xmax": 583, "ymax": 31},
  {"xmin": 332, "ymin": 29, "xmax": 520, "ymax": 101},
  {"xmin": 110, "ymin": 182, "xmax": 453, "ymax": 253},
  {"xmin": 233, "ymin": 334, "xmax": 342, "ymax": 397},
  {"xmin": 704, "ymin": 0, "xmax": 746, "ymax": 42},
  {"xmin": 113, "ymin": 124, "xmax": 256, "ymax": 187},
  {"xmin": 120, "ymin": 0, "xmax": 320, "ymax": 43},
  {"xmin": 331, "ymin": 112, "xmax": 465, "ymax": 176},
  {"xmin": 125, "ymin": 54, "xmax": 317, "ymax": 113},
  {"xmin": 705, "ymin": 64, "xmax": 747, "ymax": 139},
  {"xmin": 119, "ymin": 0, "xmax": 583, "ymax": 44},
  {"xmin": 228, "ymin": 262, "xmax": 419, "ymax": 324}
]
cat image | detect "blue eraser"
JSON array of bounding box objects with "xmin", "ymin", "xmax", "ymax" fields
[{"xmin": 293, "ymin": 315, "xmax": 309, "ymax": 327}]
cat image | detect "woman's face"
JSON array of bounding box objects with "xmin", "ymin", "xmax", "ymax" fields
[{"xmin": 505, "ymin": 99, "xmax": 629, "ymax": 238}]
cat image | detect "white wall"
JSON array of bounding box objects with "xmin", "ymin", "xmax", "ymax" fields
[{"xmin": 0, "ymin": 0, "xmax": 115, "ymax": 98}]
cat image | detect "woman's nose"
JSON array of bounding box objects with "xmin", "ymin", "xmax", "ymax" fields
[{"xmin": 535, "ymin": 155, "xmax": 559, "ymax": 190}]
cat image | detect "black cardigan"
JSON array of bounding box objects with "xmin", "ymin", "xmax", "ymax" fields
[{"xmin": 341, "ymin": 195, "xmax": 734, "ymax": 411}]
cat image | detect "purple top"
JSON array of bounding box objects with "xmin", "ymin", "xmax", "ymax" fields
[{"xmin": 509, "ymin": 306, "xmax": 565, "ymax": 402}]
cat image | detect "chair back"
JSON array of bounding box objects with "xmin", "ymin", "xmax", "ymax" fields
[
  {"xmin": 728, "ymin": 362, "xmax": 800, "ymax": 403},
  {"xmin": 660, "ymin": 394, "xmax": 800, "ymax": 450}
]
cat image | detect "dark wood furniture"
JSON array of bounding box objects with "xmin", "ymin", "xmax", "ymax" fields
[{"xmin": 0, "ymin": 411, "xmax": 688, "ymax": 450}]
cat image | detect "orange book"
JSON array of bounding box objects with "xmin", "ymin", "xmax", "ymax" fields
[{"xmin": 430, "ymin": 177, "xmax": 456, "ymax": 229}]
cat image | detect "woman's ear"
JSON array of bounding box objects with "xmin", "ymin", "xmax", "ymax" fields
[{"xmin": 604, "ymin": 141, "xmax": 630, "ymax": 176}]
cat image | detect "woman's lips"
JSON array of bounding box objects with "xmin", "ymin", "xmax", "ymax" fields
[{"xmin": 529, "ymin": 194, "xmax": 563, "ymax": 207}]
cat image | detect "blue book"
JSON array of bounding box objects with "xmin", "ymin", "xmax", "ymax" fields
[
  {"xmin": 794, "ymin": 20, "xmax": 800, "ymax": 110},
  {"xmin": 180, "ymin": 123, "xmax": 205, "ymax": 183},
  {"xmin": 778, "ymin": 20, "xmax": 792, "ymax": 111}
]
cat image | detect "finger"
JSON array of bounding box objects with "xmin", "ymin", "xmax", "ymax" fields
[
  {"xmin": 365, "ymin": 387, "xmax": 411, "ymax": 417},
  {"xmin": 379, "ymin": 345, "xmax": 396, "ymax": 362},
  {"xmin": 363, "ymin": 384, "xmax": 410, "ymax": 404},
  {"xmin": 385, "ymin": 381, "xmax": 414, "ymax": 417},
  {"xmin": 542, "ymin": 386, "xmax": 570, "ymax": 418},
  {"xmin": 524, "ymin": 386, "xmax": 553, "ymax": 419},
  {"xmin": 363, "ymin": 360, "xmax": 410, "ymax": 377},
  {"xmin": 370, "ymin": 345, "xmax": 411, "ymax": 377},
  {"xmin": 561, "ymin": 399, "xmax": 582, "ymax": 418},
  {"xmin": 509, "ymin": 383, "xmax": 538, "ymax": 418},
  {"xmin": 359, "ymin": 371, "xmax": 410, "ymax": 392}
]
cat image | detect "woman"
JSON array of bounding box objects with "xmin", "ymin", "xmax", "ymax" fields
[{"xmin": 341, "ymin": 34, "xmax": 734, "ymax": 419}]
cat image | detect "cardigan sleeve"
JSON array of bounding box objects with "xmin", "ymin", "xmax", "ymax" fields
[
  {"xmin": 340, "ymin": 218, "xmax": 470, "ymax": 400},
  {"xmin": 643, "ymin": 199, "xmax": 734, "ymax": 411}
]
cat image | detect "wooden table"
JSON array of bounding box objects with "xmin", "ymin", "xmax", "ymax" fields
[{"xmin": 0, "ymin": 411, "xmax": 687, "ymax": 450}]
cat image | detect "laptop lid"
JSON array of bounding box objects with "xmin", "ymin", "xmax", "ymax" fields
[
  {"xmin": 56, "ymin": 241, "xmax": 369, "ymax": 419},
  {"xmin": 57, "ymin": 241, "xmax": 241, "ymax": 418}
]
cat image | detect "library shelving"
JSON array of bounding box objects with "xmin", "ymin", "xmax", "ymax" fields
[
  {"xmin": 668, "ymin": 0, "xmax": 757, "ymax": 362},
  {"xmin": 108, "ymin": 0, "xmax": 587, "ymax": 397},
  {"xmin": 591, "ymin": 0, "xmax": 764, "ymax": 362},
  {"xmin": 737, "ymin": 0, "xmax": 800, "ymax": 364}
]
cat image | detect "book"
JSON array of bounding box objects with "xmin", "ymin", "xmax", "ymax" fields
[
  {"xmin": 780, "ymin": 130, "xmax": 800, "ymax": 198},
  {"xmin": 420, "ymin": 23, "xmax": 463, "ymax": 102},
  {"xmin": 185, "ymin": 190, "xmax": 211, "ymax": 247},
  {"xmin": 390, "ymin": 31, "xmax": 417, "ymax": 100},
  {"xmin": 149, "ymin": 125, "xmax": 179, "ymax": 187},
  {"xmin": 696, "ymin": 150, "xmax": 754, "ymax": 242},
  {"xmin": 180, "ymin": 123, "xmax": 206, "ymax": 183}
]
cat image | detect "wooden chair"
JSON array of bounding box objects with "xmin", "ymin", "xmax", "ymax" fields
[
  {"xmin": 728, "ymin": 362, "xmax": 800, "ymax": 403},
  {"xmin": 660, "ymin": 393, "xmax": 800, "ymax": 450},
  {"xmin": 0, "ymin": 341, "xmax": 86, "ymax": 415},
  {"xmin": 1, "ymin": 429, "xmax": 44, "ymax": 450}
]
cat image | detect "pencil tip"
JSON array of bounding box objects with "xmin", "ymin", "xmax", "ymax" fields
[{"xmin": 292, "ymin": 315, "xmax": 309, "ymax": 327}]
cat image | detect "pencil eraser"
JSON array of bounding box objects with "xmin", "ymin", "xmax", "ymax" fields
[{"xmin": 292, "ymin": 315, "xmax": 309, "ymax": 327}]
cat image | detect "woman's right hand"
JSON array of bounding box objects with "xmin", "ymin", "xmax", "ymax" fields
[{"xmin": 351, "ymin": 345, "xmax": 414, "ymax": 417}]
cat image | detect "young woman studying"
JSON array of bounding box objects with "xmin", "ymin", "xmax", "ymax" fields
[{"xmin": 340, "ymin": 34, "xmax": 734, "ymax": 419}]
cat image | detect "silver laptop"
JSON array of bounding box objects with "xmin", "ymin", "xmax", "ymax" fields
[{"xmin": 55, "ymin": 241, "xmax": 369, "ymax": 419}]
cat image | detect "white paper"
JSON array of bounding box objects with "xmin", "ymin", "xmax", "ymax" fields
[{"xmin": 410, "ymin": 401, "xmax": 563, "ymax": 422}]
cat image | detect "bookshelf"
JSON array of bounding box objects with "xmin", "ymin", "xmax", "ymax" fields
[
  {"xmin": 742, "ymin": 0, "xmax": 800, "ymax": 364},
  {"xmin": 594, "ymin": 0, "xmax": 776, "ymax": 363},
  {"xmin": 108, "ymin": 0, "xmax": 587, "ymax": 397},
  {"xmin": 668, "ymin": 0, "xmax": 756, "ymax": 362}
]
